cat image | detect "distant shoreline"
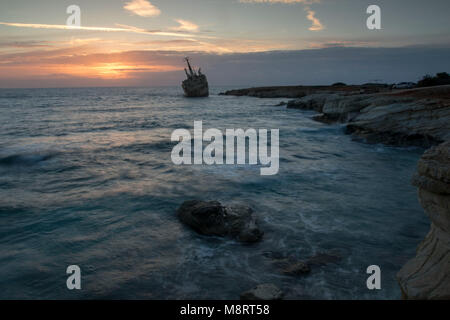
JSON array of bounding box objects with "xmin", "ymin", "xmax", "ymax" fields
[{"xmin": 219, "ymin": 84, "xmax": 392, "ymax": 98}]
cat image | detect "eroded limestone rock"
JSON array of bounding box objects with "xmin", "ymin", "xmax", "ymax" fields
[
  {"xmin": 397, "ymin": 141, "xmax": 450, "ymax": 299},
  {"xmin": 285, "ymin": 86, "xmax": 450, "ymax": 147}
]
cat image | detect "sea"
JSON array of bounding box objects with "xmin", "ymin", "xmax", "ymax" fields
[{"xmin": 0, "ymin": 86, "xmax": 429, "ymax": 299}]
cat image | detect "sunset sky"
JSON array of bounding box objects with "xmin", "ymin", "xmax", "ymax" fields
[{"xmin": 1, "ymin": 0, "xmax": 449, "ymax": 88}]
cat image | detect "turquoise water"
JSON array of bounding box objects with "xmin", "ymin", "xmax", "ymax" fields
[{"xmin": 0, "ymin": 87, "xmax": 429, "ymax": 299}]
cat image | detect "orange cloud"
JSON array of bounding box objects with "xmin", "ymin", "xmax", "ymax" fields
[
  {"xmin": 0, "ymin": 21, "xmax": 215, "ymax": 39},
  {"xmin": 238, "ymin": 0, "xmax": 325, "ymax": 31},
  {"xmin": 170, "ymin": 19, "xmax": 199, "ymax": 32},
  {"xmin": 0, "ymin": 22, "xmax": 128, "ymax": 32},
  {"xmin": 304, "ymin": 7, "xmax": 324, "ymax": 31},
  {"xmin": 123, "ymin": 0, "xmax": 161, "ymax": 17}
]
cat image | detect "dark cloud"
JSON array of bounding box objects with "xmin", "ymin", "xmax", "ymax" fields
[{"xmin": 197, "ymin": 46, "xmax": 450, "ymax": 85}]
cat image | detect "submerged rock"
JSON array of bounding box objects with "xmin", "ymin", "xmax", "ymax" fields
[
  {"xmin": 397, "ymin": 141, "xmax": 450, "ymax": 299},
  {"xmin": 306, "ymin": 251, "xmax": 343, "ymax": 267},
  {"xmin": 176, "ymin": 200, "xmax": 263, "ymax": 243},
  {"xmin": 280, "ymin": 261, "xmax": 311, "ymax": 275},
  {"xmin": 270, "ymin": 255, "xmax": 311, "ymax": 276},
  {"xmin": 240, "ymin": 284, "xmax": 284, "ymax": 300},
  {"xmin": 265, "ymin": 250, "xmax": 342, "ymax": 277}
]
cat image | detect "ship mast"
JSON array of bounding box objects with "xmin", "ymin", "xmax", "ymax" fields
[{"xmin": 184, "ymin": 57, "xmax": 196, "ymax": 77}]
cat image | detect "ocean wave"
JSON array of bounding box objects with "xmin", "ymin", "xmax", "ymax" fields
[{"xmin": 0, "ymin": 152, "xmax": 55, "ymax": 166}]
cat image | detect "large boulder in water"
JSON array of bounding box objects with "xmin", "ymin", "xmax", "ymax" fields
[
  {"xmin": 176, "ymin": 200, "xmax": 263, "ymax": 243},
  {"xmin": 264, "ymin": 250, "xmax": 342, "ymax": 277}
]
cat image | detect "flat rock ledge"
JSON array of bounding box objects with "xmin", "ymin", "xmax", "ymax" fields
[
  {"xmin": 285, "ymin": 86, "xmax": 450, "ymax": 148},
  {"xmin": 177, "ymin": 200, "xmax": 263, "ymax": 243},
  {"xmin": 397, "ymin": 141, "xmax": 450, "ymax": 299},
  {"xmin": 240, "ymin": 284, "xmax": 284, "ymax": 300}
]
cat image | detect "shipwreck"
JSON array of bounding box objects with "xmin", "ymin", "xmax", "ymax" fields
[{"xmin": 182, "ymin": 57, "xmax": 209, "ymax": 97}]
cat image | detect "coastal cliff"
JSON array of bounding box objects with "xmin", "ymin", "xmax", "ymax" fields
[{"xmin": 397, "ymin": 141, "xmax": 450, "ymax": 299}]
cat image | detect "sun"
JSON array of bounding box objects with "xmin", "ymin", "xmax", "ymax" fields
[{"xmin": 91, "ymin": 63, "xmax": 131, "ymax": 79}]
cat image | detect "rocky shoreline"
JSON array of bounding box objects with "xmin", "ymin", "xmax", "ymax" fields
[
  {"xmin": 215, "ymin": 84, "xmax": 450, "ymax": 299},
  {"xmin": 223, "ymin": 85, "xmax": 450, "ymax": 148}
]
